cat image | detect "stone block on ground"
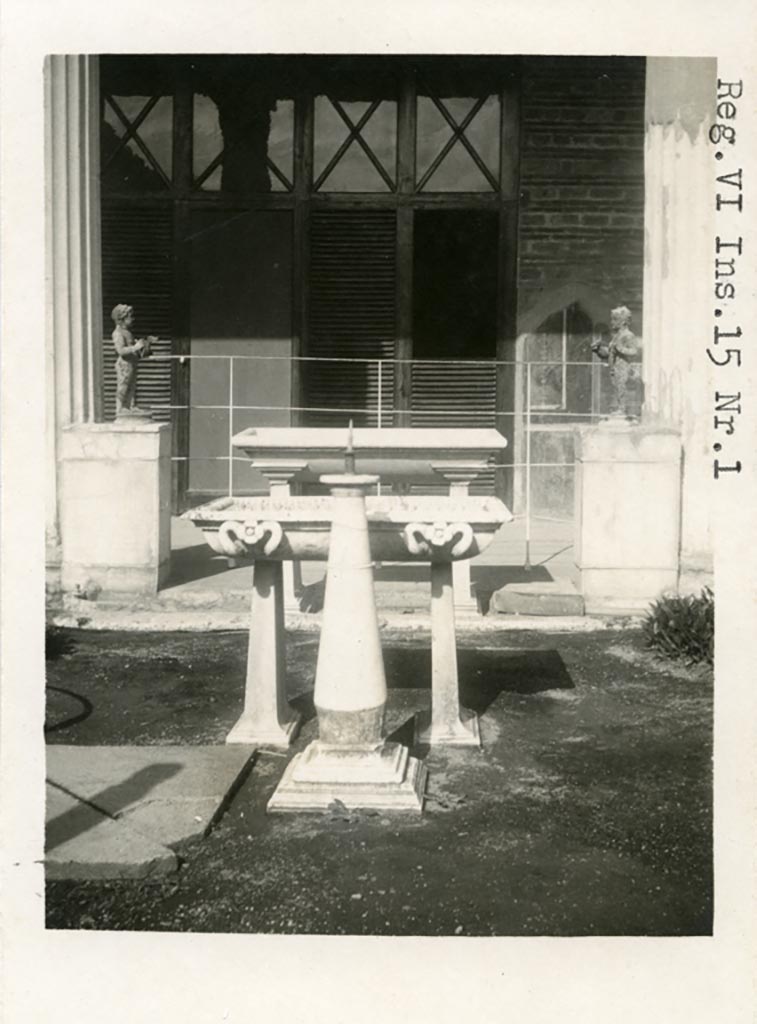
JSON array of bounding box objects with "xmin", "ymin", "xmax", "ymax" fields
[
  {"xmin": 490, "ymin": 578, "xmax": 585, "ymax": 616},
  {"xmin": 46, "ymin": 744, "xmax": 255, "ymax": 848}
]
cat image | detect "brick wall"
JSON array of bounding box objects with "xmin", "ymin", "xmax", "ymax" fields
[
  {"xmin": 518, "ymin": 56, "xmax": 646, "ymax": 331},
  {"xmin": 511, "ymin": 57, "xmax": 646, "ymax": 519}
]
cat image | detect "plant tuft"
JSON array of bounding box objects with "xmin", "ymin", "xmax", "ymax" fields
[{"xmin": 642, "ymin": 587, "xmax": 714, "ymax": 665}]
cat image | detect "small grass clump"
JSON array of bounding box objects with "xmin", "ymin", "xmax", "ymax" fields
[{"xmin": 642, "ymin": 587, "xmax": 714, "ymax": 665}]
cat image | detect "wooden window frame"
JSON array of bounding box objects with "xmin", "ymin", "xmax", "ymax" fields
[{"xmin": 99, "ymin": 55, "xmax": 522, "ymax": 507}]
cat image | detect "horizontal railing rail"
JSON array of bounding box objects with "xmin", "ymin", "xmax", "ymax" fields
[{"xmin": 131, "ymin": 352, "xmax": 624, "ymax": 567}]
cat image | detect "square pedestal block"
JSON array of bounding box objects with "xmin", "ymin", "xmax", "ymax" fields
[
  {"xmin": 267, "ymin": 741, "xmax": 427, "ymax": 813},
  {"xmin": 59, "ymin": 422, "xmax": 172, "ymax": 595},
  {"xmin": 574, "ymin": 423, "xmax": 681, "ymax": 613}
]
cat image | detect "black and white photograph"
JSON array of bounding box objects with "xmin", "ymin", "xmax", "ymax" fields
[{"xmin": 1, "ymin": 1, "xmax": 756, "ymax": 1021}]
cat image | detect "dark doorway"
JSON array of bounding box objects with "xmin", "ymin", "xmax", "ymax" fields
[
  {"xmin": 410, "ymin": 210, "xmax": 500, "ymax": 458},
  {"xmin": 412, "ymin": 210, "xmax": 498, "ymax": 360}
]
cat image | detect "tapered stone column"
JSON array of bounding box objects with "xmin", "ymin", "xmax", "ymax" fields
[
  {"xmin": 268, "ymin": 472, "xmax": 426, "ymax": 813},
  {"xmin": 312, "ymin": 475, "xmax": 387, "ymax": 735},
  {"xmin": 642, "ymin": 58, "xmax": 717, "ymax": 589},
  {"xmin": 45, "ymin": 55, "xmax": 103, "ymax": 573}
]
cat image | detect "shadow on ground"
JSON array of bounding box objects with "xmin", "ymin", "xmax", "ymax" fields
[
  {"xmin": 47, "ymin": 764, "xmax": 183, "ymax": 851},
  {"xmin": 300, "ymin": 564, "xmax": 560, "ymax": 614},
  {"xmin": 46, "ymin": 626, "xmax": 78, "ymax": 661},
  {"xmin": 164, "ymin": 543, "xmax": 232, "ymax": 587},
  {"xmin": 472, "ymin": 564, "xmax": 555, "ymax": 614},
  {"xmin": 384, "ymin": 646, "xmax": 574, "ymax": 704}
]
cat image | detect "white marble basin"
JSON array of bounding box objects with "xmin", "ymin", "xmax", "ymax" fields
[
  {"xmin": 183, "ymin": 494, "xmax": 512, "ymax": 562},
  {"xmin": 231, "ymin": 427, "xmax": 507, "ymax": 485}
]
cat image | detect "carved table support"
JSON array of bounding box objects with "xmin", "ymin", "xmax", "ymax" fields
[
  {"xmin": 414, "ymin": 561, "xmax": 480, "ymax": 747},
  {"xmin": 215, "ymin": 519, "xmax": 300, "ymax": 747},
  {"xmin": 431, "ymin": 462, "xmax": 487, "ymax": 612},
  {"xmin": 403, "ymin": 521, "xmax": 481, "ymax": 748},
  {"xmin": 254, "ymin": 460, "xmax": 307, "ymax": 613},
  {"xmin": 226, "ymin": 559, "xmax": 301, "ymax": 747}
]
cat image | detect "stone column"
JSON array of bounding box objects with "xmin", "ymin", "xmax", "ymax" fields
[
  {"xmin": 642, "ymin": 58, "xmax": 717, "ymax": 590},
  {"xmin": 268, "ymin": 473, "xmax": 426, "ymax": 813},
  {"xmin": 254, "ymin": 460, "xmax": 308, "ymax": 611},
  {"xmin": 45, "ymin": 55, "xmax": 103, "ymax": 575}
]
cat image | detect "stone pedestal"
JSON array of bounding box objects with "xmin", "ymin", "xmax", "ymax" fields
[
  {"xmin": 269, "ymin": 741, "xmax": 427, "ymax": 813},
  {"xmin": 226, "ymin": 560, "xmax": 301, "ymax": 747},
  {"xmin": 268, "ymin": 472, "xmax": 426, "ymax": 813},
  {"xmin": 574, "ymin": 423, "xmax": 681, "ymax": 613},
  {"xmin": 59, "ymin": 422, "xmax": 171, "ymax": 595},
  {"xmin": 415, "ymin": 562, "xmax": 480, "ymax": 746}
]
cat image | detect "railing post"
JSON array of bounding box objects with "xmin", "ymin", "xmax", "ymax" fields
[
  {"xmin": 561, "ymin": 307, "xmax": 568, "ymax": 410},
  {"xmin": 228, "ymin": 356, "xmax": 234, "ymax": 497},
  {"xmin": 525, "ymin": 360, "xmax": 532, "ymax": 571}
]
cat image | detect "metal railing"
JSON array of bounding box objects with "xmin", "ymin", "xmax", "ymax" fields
[{"xmin": 139, "ymin": 353, "xmax": 622, "ymax": 567}]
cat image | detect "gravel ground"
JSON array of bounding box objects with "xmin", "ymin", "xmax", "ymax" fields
[{"xmin": 45, "ymin": 626, "xmax": 712, "ymax": 936}]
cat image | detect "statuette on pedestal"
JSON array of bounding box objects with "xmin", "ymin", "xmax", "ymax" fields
[
  {"xmin": 111, "ymin": 304, "xmax": 157, "ymax": 419},
  {"xmin": 591, "ymin": 305, "xmax": 643, "ymax": 420}
]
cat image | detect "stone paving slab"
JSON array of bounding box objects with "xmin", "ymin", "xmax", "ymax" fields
[
  {"xmin": 46, "ymin": 745, "xmax": 256, "ymax": 856},
  {"xmin": 45, "ymin": 782, "xmax": 178, "ymax": 880}
]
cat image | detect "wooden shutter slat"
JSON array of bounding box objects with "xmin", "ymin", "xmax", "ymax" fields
[
  {"xmin": 101, "ymin": 202, "xmax": 174, "ymax": 422},
  {"xmin": 305, "ymin": 208, "xmax": 396, "ymax": 427},
  {"xmin": 411, "ymin": 363, "xmax": 498, "ymax": 477}
]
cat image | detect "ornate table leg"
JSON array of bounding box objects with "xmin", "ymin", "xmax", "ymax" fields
[
  {"xmin": 255, "ymin": 461, "xmax": 308, "ymax": 614},
  {"xmin": 226, "ymin": 559, "xmax": 301, "ymax": 747},
  {"xmin": 431, "ymin": 463, "xmax": 485, "ymax": 612},
  {"xmin": 414, "ymin": 561, "xmax": 480, "ymax": 747}
]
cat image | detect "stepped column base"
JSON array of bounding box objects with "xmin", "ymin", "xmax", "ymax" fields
[{"xmin": 267, "ymin": 740, "xmax": 427, "ymax": 813}]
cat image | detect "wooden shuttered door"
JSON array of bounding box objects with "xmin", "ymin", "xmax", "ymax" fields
[
  {"xmin": 101, "ymin": 202, "xmax": 174, "ymax": 422},
  {"xmin": 410, "ymin": 363, "xmax": 498, "ymax": 494},
  {"xmin": 409, "ymin": 207, "xmax": 500, "ymax": 494},
  {"xmin": 410, "ymin": 362, "xmax": 497, "ymax": 429},
  {"xmin": 304, "ymin": 209, "xmax": 396, "ymax": 427},
  {"xmin": 406, "ymin": 362, "xmax": 495, "ymax": 494}
]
